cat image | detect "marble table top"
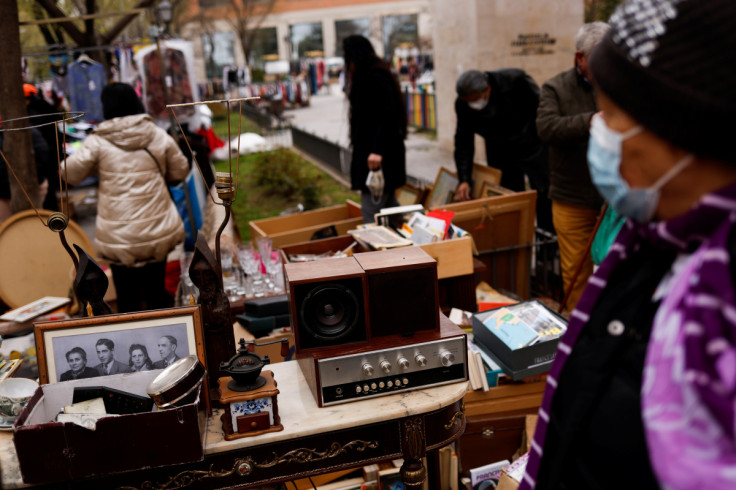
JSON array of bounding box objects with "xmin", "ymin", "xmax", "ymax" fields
[{"xmin": 0, "ymin": 360, "xmax": 468, "ymax": 488}]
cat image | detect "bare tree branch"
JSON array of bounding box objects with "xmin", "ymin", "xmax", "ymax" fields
[
  {"xmin": 99, "ymin": 0, "xmax": 156, "ymax": 45},
  {"xmin": 225, "ymin": 0, "xmax": 275, "ymax": 65},
  {"xmin": 34, "ymin": 0, "xmax": 85, "ymax": 45}
]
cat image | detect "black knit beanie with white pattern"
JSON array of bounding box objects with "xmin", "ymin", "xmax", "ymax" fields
[{"xmin": 589, "ymin": 0, "xmax": 736, "ymax": 164}]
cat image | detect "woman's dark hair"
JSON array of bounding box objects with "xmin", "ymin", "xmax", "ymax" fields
[
  {"xmin": 342, "ymin": 35, "xmax": 406, "ymax": 141},
  {"xmin": 101, "ymin": 82, "xmax": 145, "ymax": 120},
  {"xmin": 128, "ymin": 343, "xmax": 153, "ymax": 369}
]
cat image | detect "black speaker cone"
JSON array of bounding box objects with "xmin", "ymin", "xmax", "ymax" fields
[{"xmin": 300, "ymin": 283, "xmax": 360, "ymax": 342}]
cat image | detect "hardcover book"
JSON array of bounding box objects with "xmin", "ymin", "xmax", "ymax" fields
[{"xmin": 481, "ymin": 307, "xmax": 539, "ymax": 350}]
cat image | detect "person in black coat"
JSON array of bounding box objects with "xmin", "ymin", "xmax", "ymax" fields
[
  {"xmin": 59, "ymin": 347, "xmax": 99, "ymax": 381},
  {"xmin": 343, "ymin": 35, "xmax": 407, "ymax": 223},
  {"xmin": 453, "ymin": 69, "xmax": 553, "ymax": 232}
]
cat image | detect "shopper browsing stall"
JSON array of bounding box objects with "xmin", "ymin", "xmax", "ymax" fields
[
  {"xmin": 452, "ymin": 69, "xmax": 553, "ymax": 232},
  {"xmin": 62, "ymin": 82, "xmax": 189, "ymax": 313},
  {"xmin": 522, "ymin": 0, "xmax": 736, "ymax": 488},
  {"xmin": 535, "ymin": 22, "xmax": 609, "ymax": 311},
  {"xmin": 343, "ymin": 35, "xmax": 407, "ymax": 223}
]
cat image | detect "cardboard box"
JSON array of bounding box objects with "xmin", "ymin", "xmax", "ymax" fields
[
  {"xmin": 13, "ymin": 371, "xmax": 206, "ymax": 485},
  {"xmin": 431, "ymin": 191, "xmax": 536, "ymax": 299},
  {"xmin": 279, "ymin": 234, "xmax": 474, "ymax": 280},
  {"xmin": 249, "ymin": 200, "xmax": 363, "ymax": 249},
  {"xmin": 472, "ymin": 302, "xmax": 564, "ymax": 381}
]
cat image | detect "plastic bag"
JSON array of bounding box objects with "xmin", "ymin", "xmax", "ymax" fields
[{"xmin": 365, "ymin": 168, "xmax": 385, "ymax": 205}]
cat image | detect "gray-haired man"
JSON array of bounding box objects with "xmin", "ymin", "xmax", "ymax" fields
[{"xmin": 453, "ymin": 68, "xmax": 553, "ymax": 232}]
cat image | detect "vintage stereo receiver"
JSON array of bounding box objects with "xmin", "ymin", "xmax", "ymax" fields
[{"xmin": 284, "ymin": 247, "xmax": 468, "ymax": 407}]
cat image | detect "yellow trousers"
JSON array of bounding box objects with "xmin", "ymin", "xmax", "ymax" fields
[{"xmin": 552, "ymin": 201, "xmax": 600, "ymax": 311}]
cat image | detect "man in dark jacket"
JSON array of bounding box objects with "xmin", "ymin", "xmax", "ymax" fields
[
  {"xmin": 536, "ymin": 22, "xmax": 609, "ymax": 310},
  {"xmin": 453, "ymin": 69, "xmax": 553, "ymax": 232}
]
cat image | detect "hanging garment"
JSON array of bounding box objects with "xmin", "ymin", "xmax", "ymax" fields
[{"xmin": 68, "ymin": 59, "xmax": 106, "ymax": 122}]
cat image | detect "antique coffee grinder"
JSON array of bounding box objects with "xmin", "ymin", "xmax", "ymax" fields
[{"xmin": 218, "ymin": 337, "xmax": 289, "ymax": 440}]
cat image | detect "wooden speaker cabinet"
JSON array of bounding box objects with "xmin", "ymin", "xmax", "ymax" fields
[
  {"xmin": 285, "ymin": 256, "xmax": 369, "ymax": 353},
  {"xmin": 353, "ymin": 246, "xmax": 439, "ymax": 337}
]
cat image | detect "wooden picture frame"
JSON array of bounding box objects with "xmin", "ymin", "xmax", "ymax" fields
[
  {"xmin": 479, "ymin": 181, "xmax": 513, "ymax": 198},
  {"xmin": 471, "ymin": 163, "xmax": 503, "ymax": 199},
  {"xmin": 34, "ymin": 306, "xmax": 207, "ymax": 405},
  {"xmin": 426, "ymin": 167, "xmax": 459, "ymax": 210},
  {"xmin": 395, "ymin": 183, "xmax": 425, "ymax": 206}
]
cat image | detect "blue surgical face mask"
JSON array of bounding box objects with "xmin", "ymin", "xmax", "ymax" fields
[{"xmin": 587, "ymin": 114, "xmax": 692, "ymax": 222}]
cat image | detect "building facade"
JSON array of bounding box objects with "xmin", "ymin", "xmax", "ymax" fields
[{"xmin": 180, "ymin": 0, "xmax": 433, "ymax": 82}]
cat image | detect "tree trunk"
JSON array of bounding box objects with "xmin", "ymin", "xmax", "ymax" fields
[{"xmin": 0, "ymin": 0, "xmax": 39, "ymax": 213}]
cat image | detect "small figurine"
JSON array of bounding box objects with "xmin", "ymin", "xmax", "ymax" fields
[{"xmin": 73, "ymin": 244, "xmax": 112, "ymax": 317}]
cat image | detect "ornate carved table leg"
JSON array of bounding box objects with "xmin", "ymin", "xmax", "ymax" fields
[{"xmin": 400, "ymin": 417, "xmax": 427, "ymax": 489}]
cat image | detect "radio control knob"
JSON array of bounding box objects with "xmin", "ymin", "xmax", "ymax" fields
[
  {"xmin": 403, "ymin": 378, "xmax": 409, "ymax": 385},
  {"xmin": 355, "ymin": 385, "xmax": 362, "ymax": 393},
  {"xmin": 398, "ymin": 357, "xmax": 410, "ymax": 370},
  {"xmin": 371, "ymin": 383, "xmax": 377, "ymax": 390},
  {"xmin": 415, "ymin": 354, "xmax": 428, "ymax": 367},
  {"xmin": 441, "ymin": 351, "xmax": 455, "ymax": 367},
  {"xmin": 362, "ymin": 363, "xmax": 375, "ymax": 377},
  {"xmin": 380, "ymin": 360, "xmax": 392, "ymax": 374},
  {"xmin": 387, "ymin": 380, "xmax": 393, "ymax": 388},
  {"xmin": 363, "ymin": 384, "xmax": 370, "ymax": 392}
]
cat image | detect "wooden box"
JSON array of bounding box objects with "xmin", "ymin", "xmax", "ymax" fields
[
  {"xmin": 279, "ymin": 234, "xmax": 473, "ymax": 281},
  {"xmin": 13, "ymin": 371, "xmax": 206, "ymax": 485},
  {"xmin": 249, "ymin": 200, "xmax": 363, "ymax": 249},
  {"xmin": 458, "ymin": 381, "xmax": 545, "ymax": 474},
  {"xmin": 431, "ymin": 191, "xmax": 536, "ymax": 299}
]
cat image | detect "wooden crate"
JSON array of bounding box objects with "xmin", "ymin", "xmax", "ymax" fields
[
  {"xmin": 249, "ymin": 200, "xmax": 363, "ymax": 249},
  {"xmin": 431, "ymin": 191, "xmax": 536, "ymax": 299},
  {"xmin": 279, "ymin": 234, "xmax": 473, "ymax": 281}
]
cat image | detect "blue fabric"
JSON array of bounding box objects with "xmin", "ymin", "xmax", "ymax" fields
[{"xmin": 68, "ymin": 61, "xmax": 106, "ymax": 122}]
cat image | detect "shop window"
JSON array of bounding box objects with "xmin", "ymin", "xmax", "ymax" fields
[
  {"xmin": 202, "ymin": 31, "xmax": 235, "ymax": 79},
  {"xmin": 249, "ymin": 27, "xmax": 279, "ymax": 64},
  {"xmin": 382, "ymin": 14, "xmax": 418, "ymax": 60},
  {"xmin": 335, "ymin": 18, "xmax": 371, "ymax": 55},
  {"xmin": 289, "ymin": 22, "xmax": 324, "ymax": 60}
]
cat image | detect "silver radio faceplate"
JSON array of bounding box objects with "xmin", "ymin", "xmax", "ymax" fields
[{"xmin": 317, "ymin": 335, "xmax": 467, "ymax": 406}]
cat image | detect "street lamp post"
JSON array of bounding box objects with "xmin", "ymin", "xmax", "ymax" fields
[{"xmin": 150, "ymin": 0, "xmax": 176, "ymax": 133}]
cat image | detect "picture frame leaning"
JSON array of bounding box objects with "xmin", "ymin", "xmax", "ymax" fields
[
  {"xmin": 34, "ymin": 306, "xmax": 206, "ymax": 394},
  {"xmin": 425, "ymin": 167, "xmax": 459, "ymax": 210}
]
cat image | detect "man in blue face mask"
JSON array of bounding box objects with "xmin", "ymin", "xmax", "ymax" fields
[{"xmin": 452, "ymin": 69, "xmax": 553, "ymax": 232}]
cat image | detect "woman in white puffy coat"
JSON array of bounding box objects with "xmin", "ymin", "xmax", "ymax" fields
[{"xmin": 64, "ymin": 83, "xmax": 189, "ymax": 313}]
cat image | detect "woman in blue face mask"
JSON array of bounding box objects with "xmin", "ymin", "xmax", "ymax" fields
[{"xmin": 520, "ymin": 1, "xmax": 736, "ymax": 489}]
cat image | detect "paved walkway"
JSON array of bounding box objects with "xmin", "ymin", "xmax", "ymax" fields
[{"xmin": 284, "ymin": 92, "xmax": 454, "ymax": 187}]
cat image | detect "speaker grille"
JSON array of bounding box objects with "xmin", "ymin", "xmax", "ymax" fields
[{"xmin": 294, "ymin": 278, "xmax": 367, "ymax": 351}]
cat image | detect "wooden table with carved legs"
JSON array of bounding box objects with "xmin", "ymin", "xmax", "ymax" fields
[{"xmin": 0, "ymin": 360, "xmax": 468, "ymax": 489}]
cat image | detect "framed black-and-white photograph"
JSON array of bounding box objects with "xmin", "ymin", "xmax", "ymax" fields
[{"xmin": 34, "ymin": 306, "xmax": 205, "ymax": 386}]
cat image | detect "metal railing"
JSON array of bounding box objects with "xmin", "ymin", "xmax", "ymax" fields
[{"xmin": 290, "ymin": 126, "xmax": 352, "ymax": 178}]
